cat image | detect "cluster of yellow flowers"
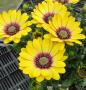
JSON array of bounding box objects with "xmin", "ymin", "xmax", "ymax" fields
[{"xmin": 0, "ymin": 0, "xmax": 85, "ymax": 82}]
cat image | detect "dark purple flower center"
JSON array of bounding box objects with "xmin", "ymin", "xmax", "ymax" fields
[
  {"xmin": 43, "ymin": 13, "xmax": 54, "ymax": 23},
  {"xmin": 4, "ymin": 23, "xmax": 20, "ymax": 36},
  {"xmin": 56, "ymin": 27, "xmax": 71, "ymax": 39},
  {"xmin": 34, "ymin": 53, "xmax": 52, "ymax": 69}
]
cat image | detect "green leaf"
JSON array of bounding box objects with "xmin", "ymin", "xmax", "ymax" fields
[
  {"xmin": 32, "ymin": 84, "xmax": 44, "ymax": 90},
  {"xmin": 62, "ymin": 79, "xmax": 74, "ymax": 88},
  {"xmin": 82, "ymin": 79, "xmax": 86, "ymax": 87}
]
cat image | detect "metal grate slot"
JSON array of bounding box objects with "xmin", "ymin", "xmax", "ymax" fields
[
  {"xmin": 0, "ymin": 62, "xmax": 2, "ymax": 67},
  {"xmin": 5, "ymin": 62, "xmax": 18, "ymax": 74},
  {"xmin": 0, "ymin": 53, "xmax": 14, "ymax": 65},
  {"xmin": 0, "ymin": 77, "xmax": 13, "ymax": 90},
  {"xmin": 15, "ymin": 80, "xmax": 29, "ymax": 90},
  {"xmin": 10, "ymin": 70, "xmax": 26, "ymax": 85},
  {"xmin": 0, "ymin": 68, "xmax": 7, "ymax": 80},
  {"xmin": 0, "ymin": 47, "xmax": 9, "ymax": 56}
]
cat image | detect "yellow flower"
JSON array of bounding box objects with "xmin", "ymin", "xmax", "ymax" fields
[
  {"xmin": 43, "ymin": 14, "xmax": 85, "ymax": 45},
  {"xmin": 18, "ymin": 38, "xmax": 67, "ymax": 82},
  {"xmin": 0, "ymin": 10, "xmax": 32, "ymax": 43},
  {"xmin": 45, "ymin": 0, "xmax": 79, "ymax": 4},
  {"xmin": 32, "ymin": 1, "xmax": 70, "ymax": 27}
]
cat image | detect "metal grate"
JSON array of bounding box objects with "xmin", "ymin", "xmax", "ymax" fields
[{"xmin": 0, "ymin": 46, "xmax": 29, "ymax": 90}]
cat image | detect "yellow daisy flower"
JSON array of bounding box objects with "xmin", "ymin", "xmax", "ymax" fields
[
  {"xmin": 32, "ymin": 1, "xmax": 70, "ymax": 27},
  {"xmin": 45, "ymin": 0, "xmax": 79, "ymax": 4},
  {"xmin": 18, "ymin": 38, "xmax": 67, "ymax": 82},
  {"xmin": 43, "ymin": 14, "xmax": 85, "ymax": 45},
  {"xmin": 0, "ymin": 10, "xmax": 32, "ymax": 43}
]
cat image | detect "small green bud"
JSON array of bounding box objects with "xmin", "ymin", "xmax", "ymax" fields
[
  {"xmin": 84, "ymin": 26, "xmax": 86, "ymax": 31},
  {"xmin": 83, "ymin": 4, "xmax": 86, "ymax": 12},
  {"xmin": 23, "ymin": 3, "xmax": 29, "ymax": 10},
  {"xmin": 69, "ymin": 51, "xmax": 75, "ymax": 57}
]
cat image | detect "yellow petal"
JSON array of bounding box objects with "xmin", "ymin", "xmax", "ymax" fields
[
  {"xmin": 43, "ymin": 24, "xmax": 56, "ymax": 37},
  {"xmin": 61, "ymin": 56, "xmax": 68, "ymax": 61},
  {"xmin": 16, "ymin": 10, "xmax": 21, "ymax": 22},
  {"xmin": 32, "ymin": 13, "xmax": 44, "ymax": 23},
  {"xmin": 51, "ymin": 68, "xmax": 60, "ymax": 80},
  {"xmin": 26, "ymin": 41, "xmax": 38, "ymax": 58},
  {"xmin": 10, "ymin": 10, "xmax": 17, "ymax": 22},
  {"xmin": 22, "ymin": 48, "xmax": 35, "ymax": 61},
  {"xmin": 41, "ymin": 69, "xmax": 51, "ymax": 77},
  {"xmin": 3, "ymin": 38, "xmax": 10, "ymax": 43},
  {"xmin": 72, "ymin": 34, "xmax": 85, "ymax": 39},
  {"xmin": 51, "ymin": 14, "xmax": 62, "ymax": 28},
  {"xmin": 51, "ymin": 37, "xmax": 63, "ymax": 42},
  {"xmin": 22, "ymin": 68, "xmax": 30, "ymax": 74},
  {"xmin": 56, "ymin": 68, "xmax": 66, "ymax": 74},
  {"xmin": 66, "ymin": 42, "xmax": 74, "ymax": 46},
  {"xmin": 19, "ymin": 61, "xmax": 31, "ymax": 67},
  {"xmin": 13, "ymin": 38, "xmax": 20, "ymax": 43},
  {"xmin": 21, "ymin": 27, "xmax": 31, "ymax": 36},
  {"xmin": 2, "ymin": 11, "xmax": 10, "ymax": 23},
  {"xmin": 38, "ymin": 1, "xmax": 48, "ymax": 14},
  {"xmin": 19, "ymin": 50, "xmax": 33, "ymax": 60},
  {"xmin": 19, "ymin": 13, "xmax": 29, "ymax": 25},
  {"xmin": 71, "ymin": 40, "xmax": 83, "ymax": 45},
  {"xmin": 33, "ymin": 69, "xmax": 41, "ymax": 77},
  {"xmin": 36, "ymin": 76, "xmax": 44, "ymax": 82},
  {"xmin": 33, "ymin": 38, "xmax": 42, "ymax": 52},
  {"xmin": 0, "ymin": 14, "xmax": 5, "ymax": 25},
  {"xmin": 45, "ymin": 76, "xmax": 51, "ymax": 80},
  {"xmin": 52, "ymin": 61, "xmax": 66, "ymax": 67},
  {"xmin": 42, "ymin": 39, "xmax": 53, "ymax": 52},
  {"xmin": 44, "ymin": 34, "xmax": 51, "ymax": 39}
]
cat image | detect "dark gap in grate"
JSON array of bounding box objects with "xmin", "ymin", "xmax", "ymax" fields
[
  {"xmin": 0, "ymin": 52, "xmax": 15, "ymax": 65},
  {"xmin": 9, "ymin": 78, "xmax": 29, "ymax": 90},
  {"xmin": 0, "ymin": 61, "xmax": 2, "ymax": 68},
  {"xmin": 0, "ymin": 77, "xmax": 13, "ymax": 90},
  {"xmin": 5, "ymin": 62, "xmax": 18, "ymax": 74},
  {"xmin": 17, "ymin": 82, "xmax": 29, "ymax": 90},
  {"xmin": 10, "ymin": 70, "xmax": 27, "ymax": 85},
  {"xmin": 0, "ymin": 68, "xmax": 7, "ymax": 80},
  {"xmin": 0, "ymin": 47, "xmax": 10, "ymax": 56}
]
